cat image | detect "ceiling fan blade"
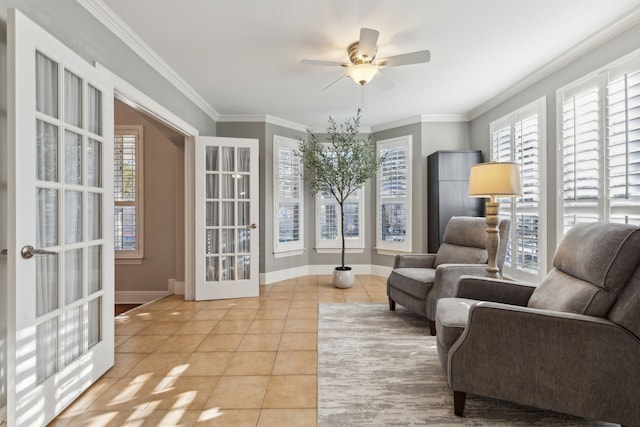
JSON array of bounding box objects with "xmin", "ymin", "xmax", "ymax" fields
[
  {"xmin": 301, "ymin": 59, "xmax": 348, "ymax": 67},
  {"xmin": 377, "ymin": 50, "xmax": 431, "ymax": 67},
  {"xmin": 358, "ymin": 28, "xmax": 379, "ymax": 60},
  {"xmin": 323, "ymin": 74, "xmax": 348, "ymax": 91},
  {"xmin": 373, "ymin": 71, "xmax": 395, "ymax": 91}
]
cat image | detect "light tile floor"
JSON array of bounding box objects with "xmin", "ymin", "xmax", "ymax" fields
[{"xmin": 50, "ymin": 274, "xmax": 388, "ymax": 427}]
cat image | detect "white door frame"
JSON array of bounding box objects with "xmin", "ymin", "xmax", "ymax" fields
[{"xmin": 94, "ymin": 64, "xmax": 200, "ymax": 300}]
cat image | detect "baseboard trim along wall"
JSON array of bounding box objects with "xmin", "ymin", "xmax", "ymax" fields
[
  {"xmin": 259, "ymin": 264, "xmax": 392, "ymax": 285},
  {"xmin": 114, "ymin": 290, "xmax": 172, "ymax": 304}
]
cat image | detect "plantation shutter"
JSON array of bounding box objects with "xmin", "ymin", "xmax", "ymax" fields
[
  {"xmin": 607, "ymin": 69, "xmax": 640, "ymax": 225},
  {"xmin": 273, "ymin": 135, "xmax": 304, "ymax": 256}
]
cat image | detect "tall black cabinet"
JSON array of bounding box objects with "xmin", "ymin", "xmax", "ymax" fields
[{"xmin": 427, "ymin": 150, "xmax": 484, "ymax": 252}]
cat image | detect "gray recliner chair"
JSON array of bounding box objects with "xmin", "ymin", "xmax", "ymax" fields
[
  {"xmin": 387, "ymin": 216, "xmax": 510, "ymax": 335},
  {"xmin": 436, "ymin": 221, "xmax": 640, "ymax": 427}
]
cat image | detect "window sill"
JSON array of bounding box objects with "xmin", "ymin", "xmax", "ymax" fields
[
  {"xmin": 273, "ymin": 249, "xmax": 304, "ymax": 258},
  {"xmin": 315, "ymin": 247, "xmax": 364, "ymax": 254},
  {"xmin": 116, "ymin": 257, "xmax": 144, "ymax": 265},
  {"xmin": 375, "ymin": 247, "xmax": 412, "ymax": 256}
]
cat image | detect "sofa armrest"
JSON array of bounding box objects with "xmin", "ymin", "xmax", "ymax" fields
[
  {"xmin": 393, "ymin": 253, "xmax": 436, "ymax": 269},
  {"xmin": 448, "ymin": 302, "xmax": 640, "ymax": 426},
  {"xmin": 424, "ymin": 265, "xmax": 489, "ymax": 320},
  {"xmin": 456, "ymin": 275, "xmax": 536, "ymax": 306}
]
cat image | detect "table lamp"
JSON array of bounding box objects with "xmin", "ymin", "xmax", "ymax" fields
[{"xmin": 468, "ymin": 162, "xmax": 522, "ymax": 278}]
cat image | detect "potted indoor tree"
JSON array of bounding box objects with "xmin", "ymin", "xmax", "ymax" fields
[{"xmin": 298, "ymin": 110, "xmax": 382, "ymax": 288}]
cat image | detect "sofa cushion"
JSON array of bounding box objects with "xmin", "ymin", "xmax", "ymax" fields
[
  {"xmin": 434, "ymin": 243, "xmax": 487, "ymax": 267},
  {"xmin": 387, "ymin": 268, "xmax": 436, "ymax": 300},
  {"xmin": 528, "ymin": 269, "xmax": 616, "ymax": 316}
]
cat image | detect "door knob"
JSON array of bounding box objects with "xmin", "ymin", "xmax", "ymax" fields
[
  {"xmin": 21, "ymin": 245, "xmax": 56, "ymax": 259},
  {"xmin": 247, "ymin": 224, "xmax": 257, "ymax": 229}
]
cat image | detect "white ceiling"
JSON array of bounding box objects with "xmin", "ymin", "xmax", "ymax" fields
[{"xmin": 101, "ymin": 0, "xmax": 640, "ymax": 128}]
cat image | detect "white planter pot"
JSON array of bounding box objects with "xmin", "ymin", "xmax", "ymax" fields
[{"xmin": 333, "ymin": 267, "xmax": 354, "ymax": 288}]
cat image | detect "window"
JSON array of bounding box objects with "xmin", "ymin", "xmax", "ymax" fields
[
  {"xmin": 490, "ymin": 98, "xmax": 546, "ymax": 282},
  {"xmin": 376, "ymin": 135, "xmax": 412, "ymax": 254},
  {"xmin": 273, "ymin": 135, "xmax": 304, "ymax": 257},
  {"xmin": 114, "ymin": 125, "xmax": 144, "ymax": 262},
  {"xmin": 558, "ymin": 52, "xmax": 640, "ymax": 234},
  {"xmin": 315, "ymin": 153, "xmax": 365, "ymax": 252}
]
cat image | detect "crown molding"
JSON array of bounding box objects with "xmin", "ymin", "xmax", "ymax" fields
[
  {"xmin": 370, "ymin": 114, "xmax": 469, "ymax": 133},
  {"xmin": 468, "ymin": 5, "xmax": 640, "ymax": 120},
  {"xmin": 77, "ymin": 0, "xmax": 219, "ymax": 121},
  {"xmin": 218, "ymin": 114, "xmax": 310, "ymax": 133}
]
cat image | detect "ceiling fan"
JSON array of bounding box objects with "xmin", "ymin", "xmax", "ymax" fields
[{"xmin": 301, "ymin": 28, "xmax": 431, "ymax": 90}]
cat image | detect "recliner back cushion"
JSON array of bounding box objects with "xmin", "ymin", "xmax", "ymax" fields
[
  {"xmin": 434, "ymin": 243, "xmax": 487, "ymax": 267},
  {"xmin": 607, "ymin": 267, "xmax": 640, "ymax": 338},
  {"xmin": 528, "ymin": 269, "xmax": 616, "ymax": 316},
  {"xmin": 440, "ymin": 217, "xmax": 487, "ymax": 249},
  {"xmin": 529, "ymin": 222, "xmax": 640, "ymax": 317}
]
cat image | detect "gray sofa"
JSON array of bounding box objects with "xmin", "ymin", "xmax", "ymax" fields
[
  {"xmin": 435, "ymin": 221, "xmax": 640, "ymax": 427},
  {"xmin": 387, "ymin": 216, "xmax": 510, "ymax": 335}
]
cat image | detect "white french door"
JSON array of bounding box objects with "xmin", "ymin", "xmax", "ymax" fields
[
  {"xmin": 195, "ymin": 137, "xmax": 259, "ymax": 300},
  {"xmin": 7, "ymin": 9, "xmax": 114, "ymax": 426}
]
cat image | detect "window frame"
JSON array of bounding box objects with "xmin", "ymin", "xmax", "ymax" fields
[
  {"xmin": 273, "ymin": 135, "xmax": 305, "ymax": 258},
  {"xmin": 490, "ymin": 97, "xmax": 547, "ymax": 283},
  {"xmin": 114, "ymin": 124, "xmax": 144, "ymax": 263},
  {"xmin": 375, "ymin": 135, "xmax": 413, "ymax": 255}
]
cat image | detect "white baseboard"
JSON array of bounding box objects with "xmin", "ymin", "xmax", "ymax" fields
[
  {"xmin": 167, "ymin": 278, "xmax": 185, "ymax": 295},
  {"xmin": 260, "ymin": 264, "xmax": 390, "ymax": 285},
  {"xmin": 115, "ymin": 290, "xmax": 172, "ymax": 304}
]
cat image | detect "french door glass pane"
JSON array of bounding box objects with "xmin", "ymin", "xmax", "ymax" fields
[
  {"xmin": 222, "ymin": 229, "xmax": 235, "ymax": 254},
  {"xmin": 35, "ymin": 52, "xmax": 58, "ymax": 118},
  {"xmin": 222, "ymin": 174, "xmax": 234, "ymax": 198},
  {"xmin": 88, "ymin": 84, "xmax": 102, "ymax": 136},
  {"xmin": 88, "ymin": 193, "xmax": 102, "ymax": 240},
  {"xmin": 64, "ymin": 131, "xmax": 83, "ymax": 185},
  {"xmin": 237, "ymin": 147, "xmax": 250, "ymax": 172},
  {"xmin": 221, "ymin": 202, "xmax": 234, "ymax": 226},
  {"xmin": 36, "ymin": 254, "xmax": 59, "ymax": 317},
  {"xmin": 206, "ymin": 174, "xmax": 219, "ymax": 198},
  {"xmin": 65, "ymin": 191, "xmax": 83, "ymax": 244},
  {"xmin": 222, "ymin": 147, "xmax": 234, "ymax": 171},
  {"xmin": 206, "ymin": 202, "xmax": 219, "ymax": 227},
  {"xmin": 238, "ymin": 202, "xmax": 249, "ymax": 226},
  {"xmin": 206, "ymin": 257, "xmax": 219, "ymax": 281},
  {"xmin": 88, "ymin": 297, "xmax": 102, "ymax": 348},
  {"xmin": 36, "ymin": 318, "xmax": 58, "ymax": 384},
  {"xmin": 88, "ymin": 245, "xmax": 102, "ymax": 294},
  {"xmin": 87, "ymin": 139, "xmax": 102, "ymax": 187},
  {"xmin": 237, "ymin": 175, "xmax": 249, "ymax": 199},
  {"xmin": 65, "ymin": 249, "xmax": 83, "ymax": 304},
  {"xmin": 36, "ymin": 188, "xmax": 59, "ymax": 247},
  {"xmin": 205, "ymin": 229, "xmax": 218, "ymax": 254},
  {"xmin": 64, "ymin": 70, "xmax": 82, "ymax": 127},
  {"xmin": 237, "ymin": 229, "xmax": 250, "ymax": 253},
  {"xmin": 206, "ymin": 147, "xmax": 219, "ymax": 171},
  {"xmin": 62, "ymin": 306, "xmax": 82, "ymax": 367},
  {"xmin": 221, "ymin": 256, "xmax": 235, "ymax": 280},
  {"xmin": 237, "ymin": 255, "xmax": 250, "ymax": 280},
  {"xmin": 37, "ymin": 120, "xmax": 59, "ymax": 182}
]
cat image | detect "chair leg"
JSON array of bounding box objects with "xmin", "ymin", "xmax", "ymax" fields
[
  {"xmin": 453, "ymin": 391, "xmax": 467, "ymax": 417},
  {"xmin": 388, "ymin": 297, "xmax": 396, "ymax": 311},
  {"xmin": 429, "ymin": 319, "xmax": 436, "ymax": 336}
]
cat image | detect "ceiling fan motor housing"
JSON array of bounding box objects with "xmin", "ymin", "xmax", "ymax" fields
[{"xmin": 348, "ymin": 41, "xmax": 377, "ymax": 64}]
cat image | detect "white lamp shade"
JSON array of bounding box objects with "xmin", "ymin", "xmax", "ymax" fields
[
  {"xmin": 348, "ymin": 63, "xmax": 378, "ymax": 85},
  {"xmin": 468, "ymin": 162, "xmax": 522, "ymax": 198}
]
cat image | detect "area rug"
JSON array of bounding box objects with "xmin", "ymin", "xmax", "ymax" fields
[{"xmin": 317, "ymin": 303, "xmax": 616, "ymax": 427}]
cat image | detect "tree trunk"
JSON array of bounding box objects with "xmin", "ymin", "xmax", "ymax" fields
[{"xmin": 339, "ymin": 201, "xmax": 346, "ymax": 268}]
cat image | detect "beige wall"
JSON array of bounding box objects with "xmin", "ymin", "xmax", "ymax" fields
[{"xmin": 114, "ymin": 101, "xmax": 185, "ymax": 293}]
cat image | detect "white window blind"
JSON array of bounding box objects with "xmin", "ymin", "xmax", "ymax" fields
[
  {"xmin": 376, "ymin": 136, "xmax": 412, "ymax": 254},
  {"xmin": 558, "ymin": 52, "xmax": 640, "ymax": 233},
  {"xmin": 114, "ymin": 125, "xmax": 143, "ymax": 260},
  {"xmin": 273, "ymin": 135, "xmax": 304, "ymax": 257},
  {"xmin": 316, "ymin": 188, "xmax": 364, "ymax": 252},
  {"xmin": 490, "ymin": 98, "xmax": 546, "ymax": 282}
]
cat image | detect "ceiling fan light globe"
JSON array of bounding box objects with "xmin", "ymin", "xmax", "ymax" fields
[{"xmin": 348, "ymin": 63, "xmax": 378, "ymax": 86}]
